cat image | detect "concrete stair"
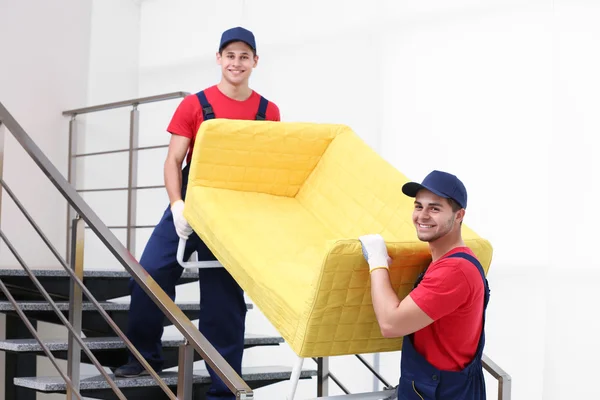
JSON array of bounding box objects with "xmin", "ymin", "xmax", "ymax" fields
[{"xmin": 0, "ymin": 267, "xmax": 316, "ymax": 399}]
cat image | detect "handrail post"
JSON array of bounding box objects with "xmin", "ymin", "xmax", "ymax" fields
[
  {"xmin": 66, "ymin": 116, "xmax": 78, "ymax": 263},
  {"xmin": 67, "ymin": 215, "xmax": 85, "ymax": 400},
  {"xmin": 482, "ymin": 354, "xmax": 512, "ymax": 400},
  {"xmin": 126, "ymin": 106, "xmax": 139, "ymax": 255},
  {"xmin": 177, "ymin": 340, "xmax": 194, "ymax": 400},
  {"xmin": 317, "ymin": 357, "xmax": 329, "ymax": 396},
  {"xmin": 372, "ymin": 353, "xmax": 380, "ymax": 392}
]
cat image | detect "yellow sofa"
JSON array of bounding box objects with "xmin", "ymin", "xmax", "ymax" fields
[{"xmin": 183, "ymin": 119, "xmax": 493, "ymax": 358}]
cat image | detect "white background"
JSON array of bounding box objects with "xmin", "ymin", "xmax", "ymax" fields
[{"xmin": 1, "ymin": 0, "xmax": 599, "ymax": 399}]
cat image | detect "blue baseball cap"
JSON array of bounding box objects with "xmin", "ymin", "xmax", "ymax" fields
[
  {"xmin": 219, "ymin": 27, "xmax": 256, "ymax": 52},
  {"xmin": 402, "ymin": 170, "xmax": 468, "ymax": 209}
]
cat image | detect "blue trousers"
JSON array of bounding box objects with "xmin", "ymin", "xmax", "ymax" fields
[{"xmin": 126, "ymin": 167, "xmax": 247, "ymax": 399}]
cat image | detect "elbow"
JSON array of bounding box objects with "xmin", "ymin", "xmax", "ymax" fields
[
  {"xmin": 379, "ymin": 323, "xmax": 403, "ymax": 339},
  {"xmin": 375, "ymin": 311, "xmax": 404, "ymax": 338}
]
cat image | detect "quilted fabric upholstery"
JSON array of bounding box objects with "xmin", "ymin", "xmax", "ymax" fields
[{"xmin": 183, "ymin": 119, "xmax": 493, "ymax": 358}]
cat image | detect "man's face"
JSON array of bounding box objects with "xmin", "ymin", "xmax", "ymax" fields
[
  {"xmin": 216, "ymin": 41, "xmax": 258, "ymax": 86},
  {"xmin": 412, "ymin": 189, "xmax": 462, "ymax": 243}
]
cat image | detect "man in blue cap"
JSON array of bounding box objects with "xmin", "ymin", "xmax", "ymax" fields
[
  {"xmin": 114, "ymin": 27, "xmax": 280, "ymax": 400},
  {"xmin": 359, "ymin": 170, "xmax": 489, "ymax": 399}
]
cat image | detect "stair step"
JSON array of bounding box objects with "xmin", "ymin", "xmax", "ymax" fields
[
  {"xmin": 0, "ymin": 268, "xmax": 203, "ymax": 301},
  {"xmin": 14, "ymin": 365, "xmax": 317, "ymax": 394},
  {"xmin": 0, "ymin": 333, "xmax": 284, "ymax": 369},
  {"xmin": 0, "ymin": 300, "xmax": 240, "ymax": 312},
  {"xmin": 0, "ymin": 268, "xmax": 203, "ymax": 278},
  {"xmin": 0, "ymin": 301, "xmax": 252, "ymax": 337},
  {"xmin": 0, "ymin": 333, "xmax": 283, "ymax": 352}
]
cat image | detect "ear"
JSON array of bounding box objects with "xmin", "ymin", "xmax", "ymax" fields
[
  {"xmin": 455, "ymin": 209, "xmax": 466, "ymax": 224},
  {"xmin": 253, "ymin": 54, "xmax": 259, "ymax": 68},
  {"xmin": 216, "ymin": 51, "xmax": 222, "ymax": 65}
]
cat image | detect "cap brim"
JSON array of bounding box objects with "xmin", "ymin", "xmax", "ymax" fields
[
  {"xmin": 402, "ymin": 182, "xmax": 448, "ymax": 200},
  {"xmin": 401, "ymin": 182, "xmax": 423, "ymax": 197}
]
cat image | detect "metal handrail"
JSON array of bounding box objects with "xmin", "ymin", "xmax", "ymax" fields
[
  {"xmin": 0, "ymin": 279, "xmax": 84, "ymax": 400},
  {"xmin": 77, "ymin": 184, "xmax": 165, "ymax": 193},
  {"xmin": 74, "ymin": 144, "xmax": 168, "ymax": 158},
  {"xmin": 0, "ymin": 229, "xmax": 130, "ymax": 400},
  {"xmin": 62, "ymin": 91, "xmax": 189, "ymax": 116},
  {"xmin": 483, "ymin": 354, "xmax": 512, "ymax": 400},
  {"xmin": 311, "ymin": 358, "xmax": 349, "ymax": 395},
  {"xmin": 65, "ymin": 91, "xmax": 189, "ymax": 256},
  {"xmin": 311, "ymin": 351, "xmax": 511, "ymax": 399},
  {"xmin": 354, "ymin": 354, "xmax": 392, "ymax": 389},
  {"xmin": 0, "ymin": 178, "xmax": 176, "ymax": 398},
  {"xmin": 0, "ymin": 102, "xmax": 254, "ymax": 398}
]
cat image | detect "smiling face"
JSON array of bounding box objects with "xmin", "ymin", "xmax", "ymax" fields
[
  {"xmin": 412, "ymin": 189, "xmax": 464, "ymax": 243},
  {"xmin": 216, "ymin": 41, "xmax": 258, "ymax": 87}
]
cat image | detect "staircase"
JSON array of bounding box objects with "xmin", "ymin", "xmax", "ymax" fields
[{"xmin": 0, "ymin": 268, "xmax": 315, "ymax": 399}]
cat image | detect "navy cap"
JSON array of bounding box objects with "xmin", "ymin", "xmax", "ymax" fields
[
  {"xmin": 219, "ymin": 27, "xmax": 256, "ymax": 52},
  {"xmin": 402, "ymin": 170, "xmax": 468, "ymax": 209}
]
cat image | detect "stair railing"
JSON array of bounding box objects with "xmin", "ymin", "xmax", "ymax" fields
[
  {"xmin": 308, "ymin": 352, "xmax": 511, "ymax": 400},
  {"xmin": 0, "ymin": 100, "xmax": 254, "ymax": 399},
  {"xmin": 62, "ymin": 91, "xmax": 189, "ymax": 258}
]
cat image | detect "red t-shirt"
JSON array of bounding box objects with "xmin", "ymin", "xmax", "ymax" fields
[
  {"xmin": 409, "ymin": 247, "xmax": 485, "ymax": 371},
  {"xmin": 167, "ymin": 85, "xmax": 281, "ymax": 163}
]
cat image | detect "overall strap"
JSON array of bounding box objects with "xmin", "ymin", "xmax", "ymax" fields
[
  {"xmin": 447, "ymin": 252, "xmax": 490, "ymax": 309},
  {"xmin": 195, "ymin": 90, "xmax": 215, "ymax": 120},
  {"xmin": 447, "ymin": 252, "xmax": 490, "ymax": 361},
  {"xmin": 255, "ymin": 96, "xmax": 268, "ymax": 120}
]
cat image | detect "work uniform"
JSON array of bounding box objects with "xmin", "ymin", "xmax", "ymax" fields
[
  {"xmin": 397, "ymin": 251, "xmax": 490, "ymax": 400},
  {"xmin": 126, "ymin": 86, "xmax": 280, "ymax": 399}
]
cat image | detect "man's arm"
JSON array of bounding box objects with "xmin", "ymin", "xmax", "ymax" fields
[
  {"xmin": 164, "ymin": 134, "xmax": 190, "ymax": 205},
  {"xmin": 164, "ymin": 134, "xmax": 195, "ymax": 240},
  {"xmin": 370, "ymin": 269, "xmax": 433, "ymax": 338},
  {"xmin": 359, "ymin": 234, "xmax": 434, "ymax": 338}
]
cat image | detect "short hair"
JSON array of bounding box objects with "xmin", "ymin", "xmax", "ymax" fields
[{"xmin": 446, "ymin": 198, "xmax": 463, "ymax": 213}]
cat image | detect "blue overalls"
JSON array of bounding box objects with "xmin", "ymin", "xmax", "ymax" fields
[
  {"xmin": 397, "ymin": 252, "xmax": 490, "ymax": 400},
  {"xmin": 126, "ymin": 90, "xmax": 269, "ymax": 399}
]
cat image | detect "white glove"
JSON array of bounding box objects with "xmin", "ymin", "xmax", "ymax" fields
[
  {"xmin": 359, "ymin": 234, "xmax": 392, "ymax": 273},
  {"xmin": 170, "ymin": 200, "xmax": 193, "ymax": 240}
]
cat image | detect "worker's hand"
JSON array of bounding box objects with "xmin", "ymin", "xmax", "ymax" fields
[
  {"xmin": 358, "ymin": 234, "xmax": 392, "ymax": 273},
  {"xmin": 170, "ymin": 200, "xmax": 193, "ymax": 240}
]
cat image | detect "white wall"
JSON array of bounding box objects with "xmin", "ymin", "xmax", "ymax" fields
[
  {"xmin": 543, "ymin": 1, "xmax": 600, "ymax": 399},
  {"xmin": 78, "ymin": 0, "xmax": 143, "ymax": 269},
  {"xmin": 0, "ymin": 0, "xmax": 92, "ymax": 268},
  {"xmin": 0, "ymin": 0, "xmax": 142, "ymax": 399},
  {"xmin": 0, "ymin": 1, "xmax": 94, "ymax": 398}
]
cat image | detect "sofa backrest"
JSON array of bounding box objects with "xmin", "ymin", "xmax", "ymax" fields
[
  {"xmin": 187, "ymin": 119, "xmax": 340, "ymax": 197},
  {"xmin": 295, "ymin": 128, "xmax": 419, "ymax": 241}
]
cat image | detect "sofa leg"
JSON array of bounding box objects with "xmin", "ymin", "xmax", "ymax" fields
[{"xmin": 287, "ymin": 355, "xmax": 305, "ymax": 400}]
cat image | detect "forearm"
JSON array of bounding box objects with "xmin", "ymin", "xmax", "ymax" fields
[
  {"xmin": 164, "ymin": 158, "xmax": 183, "ymax": 205},
  {"xmin": 370, "ymin": 269, "xmax": 401, "ymax": 335}
]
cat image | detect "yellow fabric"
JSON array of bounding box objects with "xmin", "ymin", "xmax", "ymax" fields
[{"xmin": 183, "ymin": 119, "xmax": 493, "ymax": 358}]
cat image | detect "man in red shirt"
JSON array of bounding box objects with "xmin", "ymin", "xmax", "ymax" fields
[
  {"xmin": 359, "ymin": 170, "xmax": 489, "ymax": 399},
  {"xmin": 115, "ymin": 27, "xmax": 280, "ymax": 400}
]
